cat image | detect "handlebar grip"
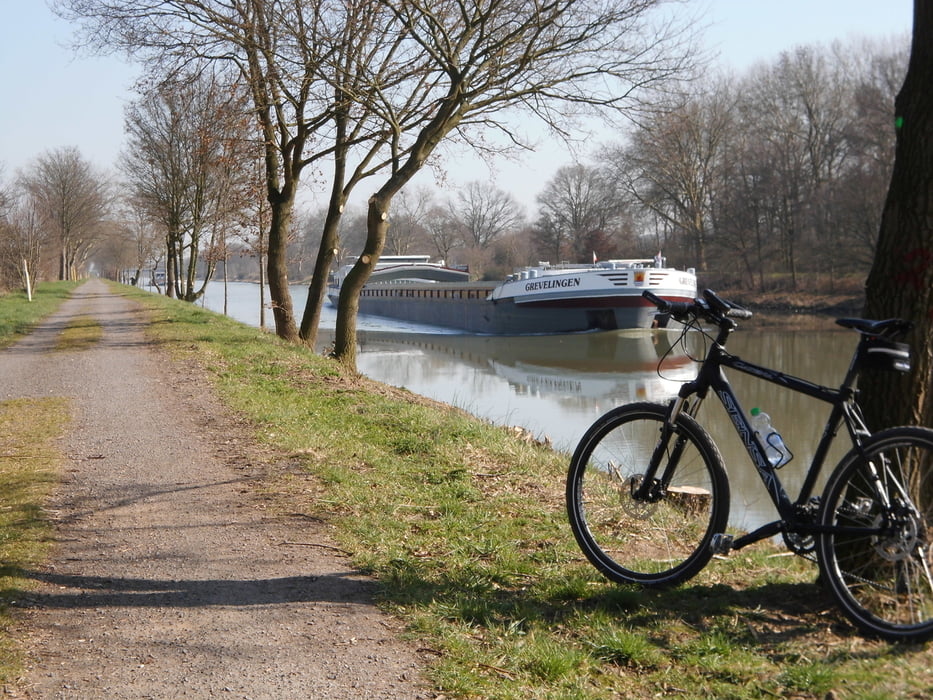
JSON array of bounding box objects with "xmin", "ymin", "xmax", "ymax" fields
[
  {"xmin": 642, "ymin": 290, "xmax": 692, "ymax": 319},
  {"xmin": 726, "ymin": 306, "xmax": 753, "ymax": 320},
  {"xmin": 642, "ymin": 290, "xmax": 669, "ymax": 311}
]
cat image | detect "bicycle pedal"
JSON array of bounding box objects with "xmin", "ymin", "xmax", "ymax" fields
[{"xmin": 710, "ymin": 533, "xmax": 734, "ymax": 555}]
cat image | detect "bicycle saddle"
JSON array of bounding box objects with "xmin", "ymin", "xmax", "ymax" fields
[{"xmin": 835, "ymin": 317, "xmax": 913, "ymax": 339}]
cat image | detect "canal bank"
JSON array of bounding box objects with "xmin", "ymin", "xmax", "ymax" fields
[{"xmin": 126, "ymin": 282, "xmax": 933, "ymax": 700}]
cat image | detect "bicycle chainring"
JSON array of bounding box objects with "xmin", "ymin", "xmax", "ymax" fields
[{"xmin": 783, "ymin": 530, "xmax": 816, "ymax": 555}]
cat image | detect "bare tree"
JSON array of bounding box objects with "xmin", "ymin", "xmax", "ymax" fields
[
  {"xmin": 535, "ymin": 164, "xmax": 623, "ymax": 263},
  {"xmin": 424, "ymin": 204, "xmax": 464, "ymax": 263},
  {"xmin": 59, "ymin": 0, "xmax": 447, "ymax": 346},
  {"xmin": 122, "ymin": 73, "xmax": 254, "ymax": 301},
  {"xmin": 836, "ymin": 40, "xmax": 906, "ymax": 270},
  {"xmin": 738, "ymin": 46, "xmax": 856, "ymax": 288},
  {"xmin": 386, "ymin": 187, "xmax": 436, "ymax": 255},
  {"xmin": 55, "ymin": 1, "xmax": 322, "ymax": 339},
  {"xmin": 453, "ymin": 181, "xmax": 523, "ymax": 251},
  {"xmin": 608, "ymin": 83, "xmax": 736, "ymax": 272},
  {"xmin": 119, "ymin": 197, "xmax": 162, "ymax": 285},
  {"xmin": 20, "ymin": 147, "xmax": 108, "ymax": 281},
  {"xmin": 0, "ymin": 166, "xmax": 11, "ymax": 221},
  {"xmin": 0, "ymin": 196, "xmax": 43, "ymax": 294},
  {"xmin": 332, "ymin": 0, "xmax": 697, "ymax": 368},
  {"xmin": 93, "ymin": 219, "xmax": 139, "ymax": 282}
]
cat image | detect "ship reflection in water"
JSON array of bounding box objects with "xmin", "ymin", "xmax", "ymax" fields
[
  {"xmin": 198, "ymin": 282, "xmax": 697, "ymax": 452},
  {"xmin": 339, "ymin": 327, "xmax": 697, "ymax": 452}
]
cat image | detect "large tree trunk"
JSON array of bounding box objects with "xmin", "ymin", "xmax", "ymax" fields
[
  {"xmin": 330, "ymin": 119, "xmax": 460, "ymax": 369},
  {"xmin": 333, "ymin": 195, "xmax": 390, "ymax": 370},
  {"xmin": 861, "ymin": 1, "xmax": 933, "ymax": 431}
]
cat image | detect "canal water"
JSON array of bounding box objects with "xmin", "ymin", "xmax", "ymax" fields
[{"xmin": 198, "ymin": 281, "xmax": 863, "ymax": 531}]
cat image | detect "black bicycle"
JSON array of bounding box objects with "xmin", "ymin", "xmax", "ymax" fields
[{"xmin": 566, "ymin": 288, "xmax": 933, "ymax": 642}]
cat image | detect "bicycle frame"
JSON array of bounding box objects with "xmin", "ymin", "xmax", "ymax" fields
[{"xmin": 642, "ymin": 328, "xmax": 878, "ymax": 550}]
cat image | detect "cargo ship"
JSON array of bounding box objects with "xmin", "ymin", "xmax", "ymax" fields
[{"xmin": 327, "ymin": 255, "xmax": 697, "ymax": 334}]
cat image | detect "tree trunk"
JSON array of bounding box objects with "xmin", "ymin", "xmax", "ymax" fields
[
  {"xmin": 333, "ymin": 195, "xmax": 390, "ymax": 369},
  {"xmin": 861, "ymin": 1, "xmax": 933, "ymax": 431},
  {"xmin": 259, "ymin": 228, "xmax": 266, "ymax": 330},
  {"xmin": 299, "ymin": 138, "xmax": 348, "ymax": 347},
  {"xmin": 299, "ymin": 211, "xmax": 340, "ymax": 347},
  {"xmin": 166, "ymin": 234, "xmax": 177, "ymax": 299},
  {"xmin": 266, "ymin": 197, "xmax": 300, "ymax": 343}
]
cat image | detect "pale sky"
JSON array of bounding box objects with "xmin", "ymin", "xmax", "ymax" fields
[{"xmin": 0, "ymin": 1, "xmax": 913, "ymax": 211}]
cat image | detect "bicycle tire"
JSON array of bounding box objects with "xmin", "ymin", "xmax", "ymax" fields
[
  {"xmin": 566, "ymin": 401, "xmax": 729, "ymax": 587},
  {"xmin": 817, "ymin": 426, "xmax": 933, "ymax": 642}
]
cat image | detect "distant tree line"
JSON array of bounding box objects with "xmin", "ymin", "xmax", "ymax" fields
[{"xmin": 608, "ymin": 38, "xmax": 908, "ymax": 293}]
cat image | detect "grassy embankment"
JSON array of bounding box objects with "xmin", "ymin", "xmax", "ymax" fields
[{"xmin": 1, "ymin": 280, "xmax": 931, "ymax": 698}]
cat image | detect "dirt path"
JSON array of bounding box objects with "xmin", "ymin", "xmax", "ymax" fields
[{"xmin": 1, "ymin": 280, "xmax": 431, "ymax": 699}]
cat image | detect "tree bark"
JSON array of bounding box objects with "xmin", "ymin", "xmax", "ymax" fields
[
  {"xmin": 299, "ymin": 128, "xmax": 348, "ymax": 347},
  {"xmin": 299, "ymin": 210, "xmax": 340, "ymax": 347},
  {"xmin": 861, "ymin": 1, "xmax": 933, "ymax": 430},
  {"xmin": 266, "ymin": 196, "xmax": 300, "ymax": 344},
  {"xmin": 333, "ymin": 196, "xmax": 390, "ymax": 368}
]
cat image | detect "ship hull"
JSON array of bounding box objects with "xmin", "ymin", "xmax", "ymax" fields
[{"xmin": 327, "ymin": 281, "xmax": 692, "ymax": 334}]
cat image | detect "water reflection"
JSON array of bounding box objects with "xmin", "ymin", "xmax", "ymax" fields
[
  {"xmin": 351, "ymin": 329, "xmax": 697, "ymax": 453},
  {"xmin": 199, "ymin": 281, "xmax": 863, "ymax": 532}
]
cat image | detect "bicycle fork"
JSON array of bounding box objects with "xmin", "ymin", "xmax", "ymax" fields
[{"xmin": 631, "ymin": 397, "xmax": 697, "ymax": 503}]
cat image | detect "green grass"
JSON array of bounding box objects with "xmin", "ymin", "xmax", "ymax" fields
[
  {"xmin": 3, "ymin": 280, "xmax": 932, "ymax": 698},
  {"xmin": 0, "ymin": 282, "xmax": 79, "ymax": 681},
  {"xmin": 0, "ymin": 282, "xmax": 80, "ymax": 348}
]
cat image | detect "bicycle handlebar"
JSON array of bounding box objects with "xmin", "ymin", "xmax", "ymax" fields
[{"xmin": 643, "ymin": 289, "xmax": 753, "ymax": 325}]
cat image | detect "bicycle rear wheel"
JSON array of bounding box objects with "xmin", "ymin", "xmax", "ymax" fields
[
  {"xmin": 817, "ymin": 426, "xmax": 933, "ymax": 642},
  {"xmin": 566, "ymin": 402, "xmax": 729, "ymax": 587}
]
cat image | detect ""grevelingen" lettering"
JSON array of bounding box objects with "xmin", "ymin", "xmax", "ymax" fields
[{"xmin": 524, "ymin": 277, "xmax": 582, "ymax": 291}]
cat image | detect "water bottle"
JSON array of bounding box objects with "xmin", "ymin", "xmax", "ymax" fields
[{"xmin": 750, "ymin": 408, "xmax": 791, "ymax": 468}]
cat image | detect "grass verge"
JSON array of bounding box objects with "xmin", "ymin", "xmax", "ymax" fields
[
  {"xmin": 0, "ymin": 398, "xmax": 70, "ymax": 681},
  {"xmin": 0, "ymin": 282, "xmax": 78, "ymax": 681},
  {"xmin": 0, "ymin": 282, "xmax": 80, "ymax": 349}
]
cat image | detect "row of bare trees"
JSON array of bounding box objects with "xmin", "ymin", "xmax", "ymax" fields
[
  {"xmin": 605, "ymin": 38, "xmax": 907, "ymax": 292},
  {"xmin": 55, "ymin": 0, "xmax": 696, "ymax": 368},
  {"xmin": 281, "ymin": 37, "xmax": 908, "ymax": 294},
  {"xmin": 122, "ymin": 73, "xmax": 265, "ymax": 301},
  {"xmin": 0, "ymin": 20, "xmax": 910, "ymax": 366},
  {"xmin": 0, "ymin": 148, "xmax": 110, "ymax": 293},
  {"xmin": 1, "ymin": 33, "xmax": 908, "ymax": 302}
]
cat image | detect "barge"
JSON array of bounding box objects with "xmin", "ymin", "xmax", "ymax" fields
[{"xmin": 327, "ymin": 255, "xmax": 697, "ymax": 334}]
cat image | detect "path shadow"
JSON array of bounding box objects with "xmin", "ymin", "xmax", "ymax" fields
[{"xmin": 7, "ymin": 568, "xmax": 377, "ymax": 609}]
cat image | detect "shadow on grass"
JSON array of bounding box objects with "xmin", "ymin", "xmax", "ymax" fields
[{"xmin": 374, "ymin": 556, "xmax": 922, "ymax": 655}]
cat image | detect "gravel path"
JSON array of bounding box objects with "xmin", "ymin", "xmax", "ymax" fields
[{"xmin": 2, "ymin": 280, "xmax": 431, "ymax": 699}]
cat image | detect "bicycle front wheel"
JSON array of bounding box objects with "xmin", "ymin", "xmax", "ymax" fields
[
  {"xmin": 566, "ymin": 402, "xmax": 729, "ymax": 588},
  {"xmin": 817, "ymin": 426, "xmax": 933, "ymax": 642}
]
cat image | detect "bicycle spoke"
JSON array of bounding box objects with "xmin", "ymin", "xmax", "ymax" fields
[
  {"xmin": 566, "ymin": 403, "xmax": 728, "ymax": 588},
  {"xmin": 819, "ymin": 428, "xmax": 933, "ymax": 642}
]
